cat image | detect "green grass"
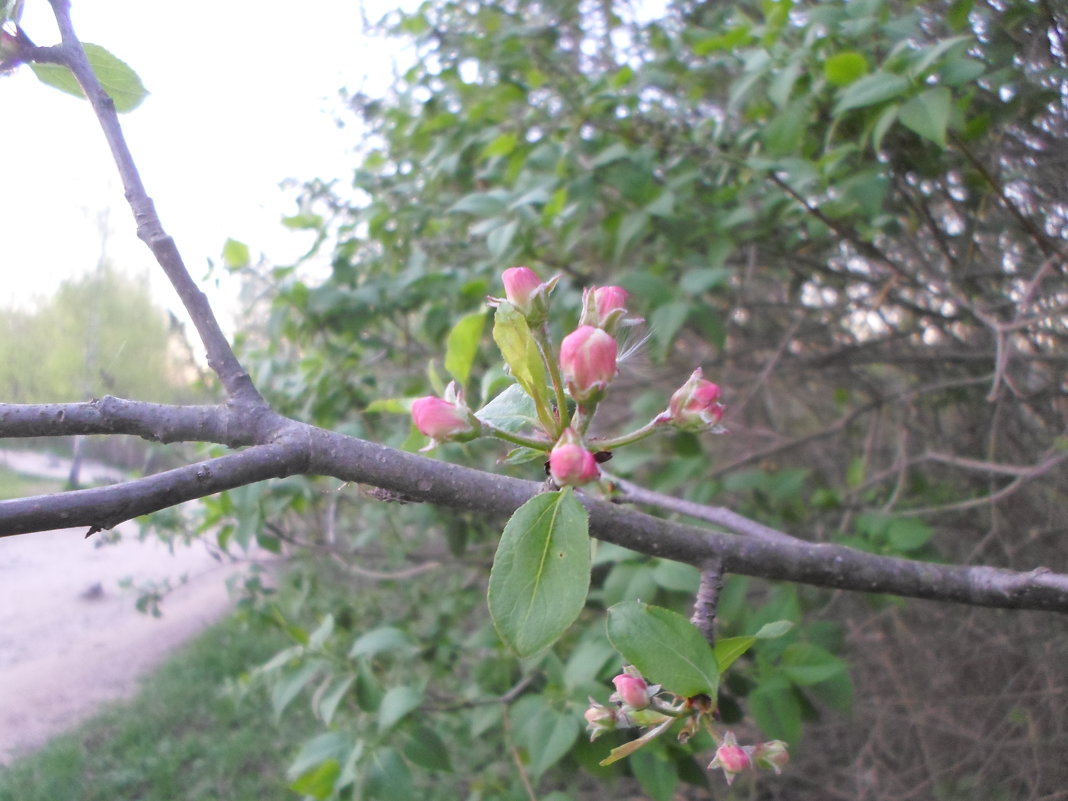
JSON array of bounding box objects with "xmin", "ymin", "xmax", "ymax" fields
[
  {"xmin": 0, "ymin": 467, "xmax": 66, "ymax": 500},
  {"xmin": 0, "ymin": 613, "xmax": 317, "ymax": 801}
]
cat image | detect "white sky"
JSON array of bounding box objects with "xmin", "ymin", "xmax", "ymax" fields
[{"xmin": 2, "ymin": 0, "xmax": 402, "ymax": 322}]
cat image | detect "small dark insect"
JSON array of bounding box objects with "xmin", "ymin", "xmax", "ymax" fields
[{"xmin": 362, "ymin": 486, "xmax": 422, "ymax": 505}]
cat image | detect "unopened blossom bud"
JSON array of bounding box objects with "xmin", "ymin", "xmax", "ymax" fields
[
  {"xmin": 502, "ymin": 267, "xmax": 542, "ymax": 310},
  {"xmin": 411, "ymin": 383, "xmax": 479, "ymax": 448},
  {"xmin": 611, "ymin": 673, "xmax": 651, "ymax": 710},
  {"xmin": 549, "ymin": 428, "xmax": 599, "ymax": 487},
  {"xmin": 660, "ymin": 368, "xmax": 725, "ymax": 431},
  {"xmin": 751, "ymin": 740, "xmax": 789, "ymax": 775},
  {"xmin": 494, "ymin": 266, "xmax": 559, "ymax": 326},
  {"xmin": 560, "ymin": 325, "xmax": 618, "ymax": 403},
  {"xmin": 583, "ymin": 699, "xmax": 618, "ymax": 741},
  {"xmin": 708, "ymin": 731, "xmax": 751, "ymax": 786},
  {"xmin": 579, "ymin": 285, "xmax": 631, "ymax": 332}
]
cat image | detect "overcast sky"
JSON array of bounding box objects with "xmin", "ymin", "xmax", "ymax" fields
[{"xmin": 3, "ymin": 0, "xmax": 401, "ymax": 318}]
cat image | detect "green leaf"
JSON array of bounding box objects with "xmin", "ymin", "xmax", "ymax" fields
[
  {"xmin": 713, "ymin": 619, "xmax": 794, "ymax": 673},
  {"xmin": 272, "ymin": 660, "xmax": 325, "ymax": 720},
  {"xmin": 289, "ymin": 760, "xmax": 340, "ymax": 800},
  {"xmin": 476, "ymin": 384, "xmax": 540, "ymax": 434},
  {"xmin": 378, "ymin": 685, "xmax": 424, "ymax": 733},
  {"xmin": 449, "ymin": 191, "xmax": 508, "ymax": 216},
  {"xmin": 823, "ymin": 52, "xmax": 869, "ymax": 86},
  {"xmin": 444, "ymin": 311, "xmax": 487, "ymax": 386},
  {"xmin": 649, "ymin": 301, "xmax": 690, "ymax": 360},
  {"xmin": 491, "ymin": 303, "xmax": 550, "ymax": 423},
  {"xmin": 606, "ymin": 600, "xmax": 718, "ymax": 698},
  {"xmin": 886, "ymin": 517, "xmax": 933, "ymax": 552},
  {"xmin": 512, "ymin": 695, "xmax": 580, "ymax": 778},
  {"xmin": 488, "ymin": 489, "xmax": 591, "ymax": 657},
  {"xmin": 898, "ymin": 86, "xmax": 952, "ymax": 148},
  {"xmin": 833, "ymin": 71, "xmax": 909, "ymax": 115},
  {"xmin": 403, "ymin": 724, "xmax": 454, "ymax": 772},
  {"xmin": 630, "ymin": 749, "xmax": 679, "ymax": 801},
  {"xmin": 749, "ymin": 681, "xmax": 802, "ymax": 743},
  {"xmin": 483, "ymin": 131, "xmax": 519, "ymax": 159},
  {"xmin": 29, "ymin": 43, "xmax": 147, "ymax": 112},
  {"xmin": 221, "ymin": 238, "xmax": 250, "ymax": 268},
  {"xmin": 348, "ymin": 626, "xmax": 415, "ymax": 659},
  {"xmin": 779, "ymin": 642, "xmax": 847, "ymax": 686}
]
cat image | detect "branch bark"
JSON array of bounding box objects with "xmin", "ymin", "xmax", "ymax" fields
[{"xmin": 2, "ymin": 398, "xmax": 1067, "ymax": 614}]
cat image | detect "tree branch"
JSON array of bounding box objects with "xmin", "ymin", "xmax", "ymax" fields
[{"xmin": 2, "ymin": 400, "xmax": 1066, "ymax": 614}]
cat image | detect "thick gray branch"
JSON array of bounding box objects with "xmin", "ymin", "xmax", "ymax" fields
[{"xmin": 2, "ymin": 399, "xmax": 1066, "ymax": 614}]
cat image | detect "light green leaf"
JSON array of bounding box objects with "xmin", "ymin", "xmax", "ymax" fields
[
  {"xmin": 491, "ymin": 303, "xmax": 550, "ymax": 422},
  {"xmin": 713, "ymin": 620, "xmax": 794, "ymax": 673},
  {"xmin": 833, "ymin": 71, "xmax": 909, "ymax": 115},
  {"xmin": 631, "ymin": 749, "xmax": 679, "ymax": 801},
  {"xmin": 750, "ymin": 681, "xmax": 802, "ymax": 744},
  {"xmin": 512, "ymin": 695, "xmax": 580, "ymax": 778},
  {"xmin": 898, "ymin": 86, "xmax": 952, "ymax": 148},
  {"xmin": 476, "ymin": 383, "xmax": 540, "ymax": 434},
  {"xmin": 221, "ymin": 238, "xmax": 250, "ymax": 268},
  {"xmin": 29, "ymin": 43, "xmax": 147, "ymax": 112},
  {"xmin": 887, "ymin": 517, "xmax": 933, "ymax": 552},
  {"xmin": 378, "ymin": 685, "xmax": 424, "ymax": 733},
  {"xmin": 289, "ymin": 760, "xmax": 340, "ymax": 800},
  {"xmin": 823, "ymin": 52, "xmax": 869, "ymax": 86},
  {"xmin": 487, "ymin": 218, "xmax": 519, "ymax": 258},
  {"xmin": 780, "ymin": 642, "xmax": 847, "ymax": 686},
  {"xmin": 444, "ymin": 311, "xmax": 487, "ymax": 387},
  {"xmin": 449, "ymin": 191, "xmax": 508, "ymax": 216},
  {"xmin": 348, "ymin": 626, "xmax": 415, "ymax": 659},
  {"xmin": 488, "ymin": 489, "xmax": 591, "ymax": 657},
  {"xmin": 606, "ymin": 600, "xmax": 718, "ymax": 698},
  {"xmin": 483, "ymin": 131, "xmax": 519, "ymax": 159}
]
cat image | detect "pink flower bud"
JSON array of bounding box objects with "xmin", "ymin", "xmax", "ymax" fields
[
  {"xmin": 611, "ymin": 673, "xmax": 650, "ymax": 710},
  {"xmin": 411, "ymin": 383, "xmax": 479, "ymax": 448},
  {"xmin": 661, "ymin": 368, "xmax": 725, "ymax": 431},
  {"xmin": 559, "ymin": 325, "xmax": 618, "ymax": 403},
  {"xmin": 502, "ymin": 266, "xmax": 542, "ymax": 312},
  {"xmin": 548, "ymin": 428, "xmax": 600, "ymax": 487},
  {"xmin": 708, "ymin": 732, "xmax": 751, "ymax": 785},
  {"xmin": 579, "ymin": 285, "xmax": 631, "ymax": 331},
  {"xmin": 583, "ymin": 699, "xmax": 618, "ymax": 741}
]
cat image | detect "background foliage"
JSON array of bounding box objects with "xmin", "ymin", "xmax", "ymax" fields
[{"xmin": 170, "ymin": 0, "xmax": 1068, "ymax": 797}]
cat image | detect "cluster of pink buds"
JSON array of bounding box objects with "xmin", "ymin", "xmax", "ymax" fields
[
  {"xmin": 708, "ymin": 732, "xmax": 790, "ymax": 785},
  {"xmin": 585, "ymin": 666, "xmax": 789, "ymax": 784},
  {"xmin": 411, "ymin": 265, "xmax": 727, "ymax": 488}
]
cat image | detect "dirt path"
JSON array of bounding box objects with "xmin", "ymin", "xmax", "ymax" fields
[{"xmin": 0, "ymin": 450, "xmax": 249, "ymax": 765}]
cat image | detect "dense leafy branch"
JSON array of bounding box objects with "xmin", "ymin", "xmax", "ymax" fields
[{"xmin": 2, "ymin": 0, "xmax": 1066, "ymax": 637}]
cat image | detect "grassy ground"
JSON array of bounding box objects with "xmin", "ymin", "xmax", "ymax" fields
[
  {"xmin": 0, "ymin": 467, "xmax": 65, "ymax": 500},
  {"xmin": 0, "ymin": 613, "xmax": 316, "ymax": 801}
]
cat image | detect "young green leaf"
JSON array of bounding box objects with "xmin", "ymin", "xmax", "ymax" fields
[
  {"xmin": 29, "ymin": 43, "xmax": 147, "ymax": 112},
  {"xmin": 899, "ymin": 86, "xmax": 952, "ymax": 148},
  {"xmin": 713, "ymin": 619, "xmax": 794, "ymax": 673},
  {"xmin": 606, "ymin": 600, "xmax": 719, "ymax": 699},
  {"xmin": 488, "ymin": 489, "xmax": 591, "ymax": 657},
  {"xmin": 491, "ymin": 302, "xmax": 551, "ymax": 425},
  {"xmin": 444, "ymin": 310, "xmax": 487, "ymax": 387}
]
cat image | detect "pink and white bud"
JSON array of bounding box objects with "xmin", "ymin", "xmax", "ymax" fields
[
  {"xmin": 559, "ymin": 325, "xmax": 618, "ymax": 403},
  {"xmin": 708, "ymin": 731, "xmax": 751, "ymax": 786},
  {"xmin": 502, "ymin": 266, "xmax": 542, "ymax": 311},
  {"xmin": 411, "ymin": 383, "xmax": 479, "ymax": 448},
  {"xmin": 583, "ymin": 699, "xmax": 618, "ymax": 741},
  {"xmin": 579, "ymin": 285, "xmax": 631, "ymax": 332},
  {"xmin": 611, "ymin": 672, "xmax": 651, "ymax": 710},
  {"xmin": 548, "ymin": 428, "xmax": 600, "ymax": 487},
  {"xmin": 660, "ymin": 368, "xmax": 725, "ymax": 431},
  {"xmin": 751, "ymin": 740, "xmax": 789, "ymax": 775}
]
